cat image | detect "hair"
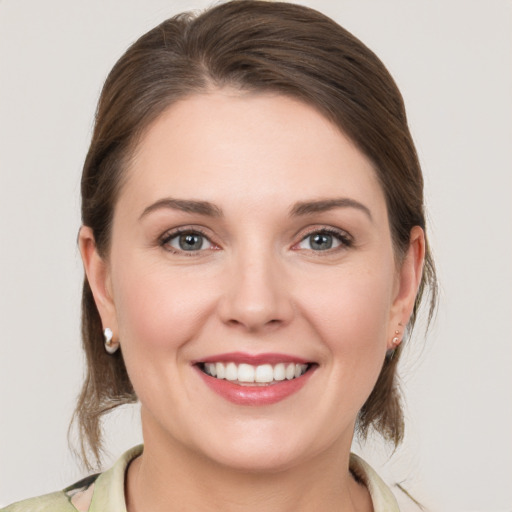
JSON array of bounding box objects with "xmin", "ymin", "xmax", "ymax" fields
[{"xmin": 73, "ymin": 0, "xmax": 437, "ymax": 469}]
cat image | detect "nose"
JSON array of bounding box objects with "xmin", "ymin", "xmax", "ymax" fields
[{"xmin": 218, "ymin": 248, "xmax": 294, "ymax": 332}]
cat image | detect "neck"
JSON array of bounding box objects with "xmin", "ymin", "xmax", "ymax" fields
[{"xmin": 125, "ymin": 419, "xmax": 372, "ymax": 512}]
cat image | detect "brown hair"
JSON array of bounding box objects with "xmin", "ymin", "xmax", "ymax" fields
[{"xmin": 73, "ymin": 0, "xmax": 437, "ymax": 469}]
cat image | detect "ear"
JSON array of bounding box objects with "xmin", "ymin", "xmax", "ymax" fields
[
  {"xmin": 78, "ymin": 226, "xmax": 118, "ymax": 336},
  {"xmin": 387, "ymin": 226, "xmax": 425, "ymax": 349}
]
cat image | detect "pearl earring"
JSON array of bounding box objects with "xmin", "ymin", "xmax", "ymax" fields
[
  {"xmin": 392, "ymin": 329, "xmax": 401, "ymax": 347},
  {"xmin": 104, "ymin": 327, "xmax": 119, "ymax": 354}
]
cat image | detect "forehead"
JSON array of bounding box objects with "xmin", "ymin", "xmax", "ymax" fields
[{"xmin": 120, "ymin": 90, "xmax": 386, "ymax": 218}]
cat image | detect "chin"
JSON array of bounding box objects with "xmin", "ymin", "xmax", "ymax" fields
[
  {"xmin": 183, "ymin": 417, "xmax": 339, "ymax": 475},
  {"xmin": 202, "ymin": 441, "xmax": 309, "ymax": 474}
]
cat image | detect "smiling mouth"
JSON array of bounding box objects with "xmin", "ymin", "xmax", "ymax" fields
[{"xmin": 198, "ymin": 362, "xmax": 313, "ymax": 386}]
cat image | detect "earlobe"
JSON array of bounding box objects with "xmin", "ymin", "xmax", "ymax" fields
[
  {"xmin": 78, "ymin": 226, "xmax": 118, "ymax": 334},
  {"xmin": 388, "ymin": 226, "xmax": 425, "ymax": 349}
]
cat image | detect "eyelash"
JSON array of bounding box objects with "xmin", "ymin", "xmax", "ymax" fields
[
  {"xmin": 159, "ymin": 227, "xmax": 216, "ymax": 256},
  {"xmin": 295, "ymin": 227, "xmax": 353, "ymax": 252},
  {"xmin": 159, "ymin": 226, "xmax": 353, "ymax": 255}
]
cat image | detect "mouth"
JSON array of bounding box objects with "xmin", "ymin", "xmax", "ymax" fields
[
  {"xmin": 193, "ymin": 353, "xmax": 317, "ymax": 406},
  {"xmin": 198, "ymin": 361, "xmax": 312, "ymax": 386}
]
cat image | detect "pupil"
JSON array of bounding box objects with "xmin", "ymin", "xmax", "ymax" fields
[
  {"xmin": 311, "ymin": 233, "xmax": 332, "ymax": 250},
  {"xmin": 179, "ymin": 233, "xmax": 203, "ymax": 251}
]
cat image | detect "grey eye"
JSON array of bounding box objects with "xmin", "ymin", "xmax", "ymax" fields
[
  {"xmin": 297, "ymin": 231, "xmax": 345, "ymax": 251},
  {"xmin": 179, "ymin": 233, "xmax": 204, "ymax": 251},
  {"xmin": 166, "ymin": 232, "xmax": 213, "ymax": 252},
  {"xmin": 309, "ymin": 233, "xmax": 334, "ymax": 250}
]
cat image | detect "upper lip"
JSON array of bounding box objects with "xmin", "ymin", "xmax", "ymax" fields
[{"xmin": 193, "ymin": 352, "xmax": 311, "ymax": 366}]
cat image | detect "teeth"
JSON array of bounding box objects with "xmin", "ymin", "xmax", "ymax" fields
[
  {"xmin": 255, "ymin": 364, "xmax": 273, "ymax": 383},
  {"xmin": 215, "ymin": 362, "xmax": 225, "ymax": 379},
  {"xmin": 274, "ymin": 363, "xmax": 285, "ymax": 381},
  {"xmin": 205, "ymin": 363, "xmax": 217, "ymax": 377},
  {"xmin": 225, "ymin": 362, "xmax": 238, "ymax": 381},
  {"xmin": 202, "ymin": 362, "xmax": 309, "ymax": 383},
  {"xmin": 238, "ymin": 363, "xmax": 255, "ymax": 382}
]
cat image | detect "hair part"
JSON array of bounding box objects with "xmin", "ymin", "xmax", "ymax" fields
[{"xmin": 73, "ymin": 0, "xmax": 437, "ymax": 469}]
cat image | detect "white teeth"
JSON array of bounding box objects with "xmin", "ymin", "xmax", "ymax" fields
[
  {"xmin": 216, "ymin": 362, "xmax": 225, "ymax": 379},
  {"xmin": 225, "ymin": 362, "xmax": 238, "ymax": 381},
  {"xmin": 255, "ymin": 364, "xmax": 274, "ymax": 383},
  {"xmin": 205, "ymin": 363, "xmax": 217, "ymax": 377},
  {"xmin": 273, "ymin": 363, "xmax": 285, "ymax": 381},
  {"xmin": 238, "ymin": 363, "xmax": 255, "ymax": 382},
  {"xmin": 203, "ymin": 362, "xmax": 309, "ymax": 383},
  {"xmin": 286, "ymin": 363, "xmax": 296, "ymax": 380}
]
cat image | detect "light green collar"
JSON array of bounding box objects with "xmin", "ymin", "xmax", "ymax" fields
[{"xmin": 88, "ymin": 445, "xmax": 143, "ymax": 512}]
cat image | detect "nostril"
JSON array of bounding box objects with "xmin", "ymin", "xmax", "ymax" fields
[
  {"xmin": 217, "ymin": 278, "xmax": 294, "ymax": 331},
  {"xmin": 226, "ymin": 318, "xmax": 280, "ymax": 327}
]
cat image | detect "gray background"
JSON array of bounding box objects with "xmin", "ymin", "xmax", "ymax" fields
[{"xmin": 1, "ymin": 1, "xmax": 511, "ymax": 510}]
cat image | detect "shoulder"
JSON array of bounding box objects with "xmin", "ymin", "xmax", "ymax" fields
[
  {"xmin": 1, "ymin": 445, "xmax": 143, "ymax": 512},
  {"xmin": 0, "ymin": 474, "xmax": 100, "ymax": 512},
  {"xmin": 0, "ymin": 491, "xmax": 74, "ymax": 512},
  {"xmin": 349, "ymin": 453, "xmax": 401, "ymax": 512}
]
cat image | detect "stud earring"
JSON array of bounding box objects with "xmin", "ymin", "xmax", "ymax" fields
[
  {"xmin": 104, "ymin": 327, "xmax": 119, "ymax": 354},
  {"xmin": 386, "ymin": 327, "xmax": 402, "ymax": 361},
  {"xmin": 391, "ymin": 327, "xmax": 402, "ymax": 347}
]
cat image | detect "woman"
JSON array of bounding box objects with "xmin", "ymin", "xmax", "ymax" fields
[{"xmin": 3, "ymin": 1, "xmax": 436, "ymax": 511}]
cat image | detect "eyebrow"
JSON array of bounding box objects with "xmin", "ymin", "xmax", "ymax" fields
[
  {"xmin": 290, "ymin": 198, "xmax": 373, "ymax": 221},
  {"xmin": 139, "ymin": 198, "xmax": 223, "ymax": 219},
  {"xmin": 139, "ymin": 196, "xmax": 372, "ymax": 221}
]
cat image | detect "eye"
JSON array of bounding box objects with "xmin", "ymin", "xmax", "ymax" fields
[
  {"xmin": 161, "ymin": 230, "xmax": 214, "ymax": 253},
  {"xmin": 296, "ymin": 229, "xmax": 351, "ymax": 251}
]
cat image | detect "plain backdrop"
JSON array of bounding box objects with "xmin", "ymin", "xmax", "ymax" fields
[{"xmin": 1, "ymin": 1, "xmax": 511, "ymax": 510}]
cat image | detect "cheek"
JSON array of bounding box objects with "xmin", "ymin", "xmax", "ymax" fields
[
  {"xmin": 111, "ymin": 257, "xmax": 217, "ymax": 355},
  {"xmin": 298, "ymin": 264, "xmax": 394, "ymax": 365},
  {"xmin": 109, "ymin": 257, "xmax": 221, "ymax": 415}
]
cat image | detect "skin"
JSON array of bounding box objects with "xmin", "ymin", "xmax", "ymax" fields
[{"xmin": 80, "ymin": 90, "xmax": 425, "ymax": 512}]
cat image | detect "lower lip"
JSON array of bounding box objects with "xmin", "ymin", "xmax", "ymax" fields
[{"xmin": 195, "ymin": 366, "xmax": 315, "ymax": 406}]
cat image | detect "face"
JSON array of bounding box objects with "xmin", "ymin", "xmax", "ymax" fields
[{"xmin": 83, "ymin": 90, "xmax": 421, "ymax": 472}]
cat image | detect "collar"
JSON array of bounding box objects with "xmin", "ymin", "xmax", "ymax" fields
[{"xmin": 86, "ymin": 446, "xmax": 399, "ymax": 512}]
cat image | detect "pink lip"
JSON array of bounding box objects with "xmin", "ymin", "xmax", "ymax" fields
[
  {"xmin": 193, "ymin": 360, "xmax": 316, "ymax": 407},
  {"xmin": 195, "ymin": 352, "xmax": 310, "ymax": 366}
]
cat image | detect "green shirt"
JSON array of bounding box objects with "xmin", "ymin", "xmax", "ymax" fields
[{"xmin": 2, "ymin": 445, "xmax": 400, "ymax": 511}]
